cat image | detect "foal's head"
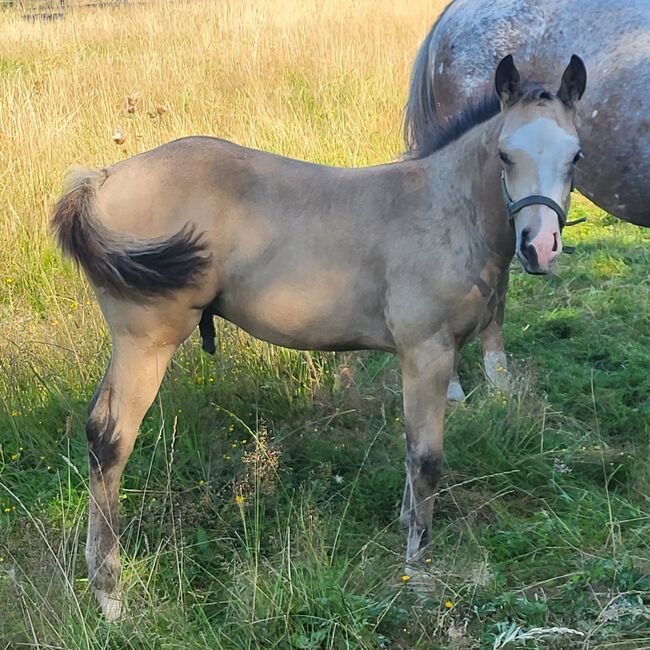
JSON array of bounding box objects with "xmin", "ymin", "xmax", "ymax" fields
[{"xmin": 495, "ymin": 55, "xmax": 587, "ymax": 274}]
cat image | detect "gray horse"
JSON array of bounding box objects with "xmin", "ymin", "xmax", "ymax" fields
[
  {"xmin": 404, "ymin": 0, "xmax": 650, "ymax": 398},
  {"xmin": 52, "ymin": 56, "xmax": 585, "ymax": 620}
]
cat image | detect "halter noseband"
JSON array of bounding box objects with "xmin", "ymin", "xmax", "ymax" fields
[{"xmin": 500, "ymin": 171, "xmax": 586, "ymax": 254}]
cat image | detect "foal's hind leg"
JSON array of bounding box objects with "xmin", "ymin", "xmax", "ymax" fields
[
  {"xmin": 399, "ymin": 336, "xmax": 454, "ymax": 561},
  {"xmin": 480, "ymin": 269, "xmax": 510, "ymax": 392},
  {"xmin": 85, "ymin": 305, "xmax": 200, "ymax": 620}
]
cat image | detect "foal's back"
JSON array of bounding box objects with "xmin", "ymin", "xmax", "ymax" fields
[{"xmin": 93, "ymin": 136, "xmax": 441, "ymax": 351}]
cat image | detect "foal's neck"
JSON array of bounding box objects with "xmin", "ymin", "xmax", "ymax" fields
[{"xmin": 422, "ymin": 114, "xmax": 515, "ymax": 270}]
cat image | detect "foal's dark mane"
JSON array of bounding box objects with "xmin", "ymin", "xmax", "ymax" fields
[{"xmin": 405, "ymin": 81, "xmax": 554, "ymax": 160}]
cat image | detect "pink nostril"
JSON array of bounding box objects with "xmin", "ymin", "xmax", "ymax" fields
[{"xmin": 552, "ymin": 232, "xmax": 559, "ymax": 252}]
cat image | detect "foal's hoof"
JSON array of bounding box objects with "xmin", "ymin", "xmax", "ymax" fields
[
  {"xmin": 96, "ymin": 589, "xmax": 123, "ymax": 622},
  {"xmin": 403, "ymin": 563, "xmax": 436, "ymax": 593},
  {"xmin": 447, "ymin": 378, "xmax": 466, "ymax": 401}
]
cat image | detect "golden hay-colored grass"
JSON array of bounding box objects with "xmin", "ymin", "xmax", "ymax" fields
[
  {"xmin": 0, "ymin": 0, "xmax": 445, "ymax": 310},
  {"xmin": 0, "ymin": 0, "xmax": 448, "ymax": 415},
  {"xmin": 0, "ymin": 0, "xmax": 447, "ymax": 393}
]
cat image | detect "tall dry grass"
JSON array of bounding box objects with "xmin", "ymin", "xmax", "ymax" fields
[
  {"xmin": 0, "ymin": 0, "xmax": 445, "ymax": 313},
  {"xmin": 0, "ymin": 0, "xmax": 447, "ymax": 408}
]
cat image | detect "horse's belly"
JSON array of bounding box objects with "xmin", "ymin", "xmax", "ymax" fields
[{"xmin": 215, "ymin": 285, "xmax": 395, "ymax": 352}]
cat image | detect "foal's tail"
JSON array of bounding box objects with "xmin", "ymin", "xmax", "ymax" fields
[
  {"xmin": 51, "ymin": 167, "xmax": 210, "ymax": 298},
  {"xmin": 403, "ymin": 25, "xmax": 439, "ymax": 155}
]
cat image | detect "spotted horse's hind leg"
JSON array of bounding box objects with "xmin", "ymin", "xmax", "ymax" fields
[{"xmin": 85, "ymin": 304, "xmax": 201, "ymax": 621}]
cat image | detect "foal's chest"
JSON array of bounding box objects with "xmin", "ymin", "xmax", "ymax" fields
[{"xmin": 449, "ymin": 274, "xmax": 501, "ymax": 344}]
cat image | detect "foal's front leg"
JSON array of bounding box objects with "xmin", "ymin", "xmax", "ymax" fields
[
  {"xmin": 480, "ymin": 268, "xmax": 510, "ymax": 392},
  {"xmin": 446, "ymin": 351, "xmax": 466, "ymax": 401},
  {"xmin": 399, "ymin": 337, "xmax": 454, "ymax": 560}
]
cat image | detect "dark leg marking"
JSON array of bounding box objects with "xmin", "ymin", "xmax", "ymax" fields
[
  {"xmin": 405, "ymin": 451, "xmax": 443, "ymax": 551},
  {"xmin": 86, "ymin": 414, "xmax": 119, "ymax": 472},
  {"xmin": 418, "ymin": 453, "xmax": 443, "ymax": 491}
]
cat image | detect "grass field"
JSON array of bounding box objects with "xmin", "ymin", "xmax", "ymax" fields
[{"xmin": 1, "ymin": 1, "xmax": 650, "ymax": 648}]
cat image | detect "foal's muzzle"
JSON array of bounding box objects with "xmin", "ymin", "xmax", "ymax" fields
[
  {"xmin": 501, "ymin": 171, "xmax": 585, "ymax": 274},
  {"xmin": 518, "ymin": 226, "xmax": 561, "ymax": 275}
]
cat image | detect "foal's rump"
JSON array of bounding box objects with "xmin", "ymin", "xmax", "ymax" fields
[{"xmin": 51, "ymin": 165, "xmax": 211, "ymax": 299}]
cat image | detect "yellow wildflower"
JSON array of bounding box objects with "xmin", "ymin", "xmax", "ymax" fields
[
  {"xmin": 401, "ymin": 575, "xmax": 410, "ymax": 583},
  {"xmin": 444, "ymin": 601, "xmax": 454, "ymax": 609},
  {"xmin": 234, "ymin": 494, "xmax": 245, "ymax": 506}
]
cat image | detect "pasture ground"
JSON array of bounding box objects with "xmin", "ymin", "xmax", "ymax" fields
[{"xmin": 0, "ymin": 1, "xmax": 649, "ymax": 647}]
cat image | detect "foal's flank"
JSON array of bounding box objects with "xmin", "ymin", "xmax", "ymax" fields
[{"xmin": 52, "ymin": 56, "xmax": 585, "ymax": 620}]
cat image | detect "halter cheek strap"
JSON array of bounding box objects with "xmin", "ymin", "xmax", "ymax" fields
[{"xmin": 500, "ymin": 171, "xmax": 586, "ymax": 254}]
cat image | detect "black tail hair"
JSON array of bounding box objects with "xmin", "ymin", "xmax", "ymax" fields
[{"xmin": 51, "ymin": 168, "xmax": 210, "ymax": 298}]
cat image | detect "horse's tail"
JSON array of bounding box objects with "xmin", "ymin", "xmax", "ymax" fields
[
  {"xmin": 403, "ymin": 26, "xmax": 439, "ymax": 154},
  {"xmin": 51, "ymin": 167, "xmax": 210, "ymax": 298}
]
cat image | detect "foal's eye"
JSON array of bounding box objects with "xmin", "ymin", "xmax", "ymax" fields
[
  {"xmin": 572, "ymin": 150, "xmax": 584, "ymax": 165},
  {"xmin": 498, "ymin": 151, "xmax": 512, "ymax": 165}
]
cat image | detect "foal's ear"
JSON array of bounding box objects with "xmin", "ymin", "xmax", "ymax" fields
[
  {"xmin": 495, "ymin": 54, "xmax": 521, "ymax": 107},
  {"xmin": 557, "ymin": 55, "xmax": 587, "ymax": 107}
]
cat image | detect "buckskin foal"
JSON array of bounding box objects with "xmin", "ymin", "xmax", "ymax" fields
[{"xmin": 52, "ymin": 55, "xmax": 586, "ymax": 620}]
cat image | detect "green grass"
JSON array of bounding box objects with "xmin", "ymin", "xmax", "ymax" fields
[
  {"xmin": 2, "ymin": 212, "xmax": 649, "ymax": 648},
  {"xmin": 1, "ymin": 1, "xmax": 650, "ymax": 647}
]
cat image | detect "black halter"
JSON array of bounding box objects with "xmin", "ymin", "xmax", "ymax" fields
[{"xmin": 500, "ymin": 171, "xmax": 586, "ymax": 254}]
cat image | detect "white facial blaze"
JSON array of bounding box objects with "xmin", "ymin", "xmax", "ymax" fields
[
  {"xmin": 501, "ymin": 117, "xmax": 579, "ymax": 272},
  {"xmin": 505, "ymin": 117, "xmax": 578, "ymax": 198}
]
